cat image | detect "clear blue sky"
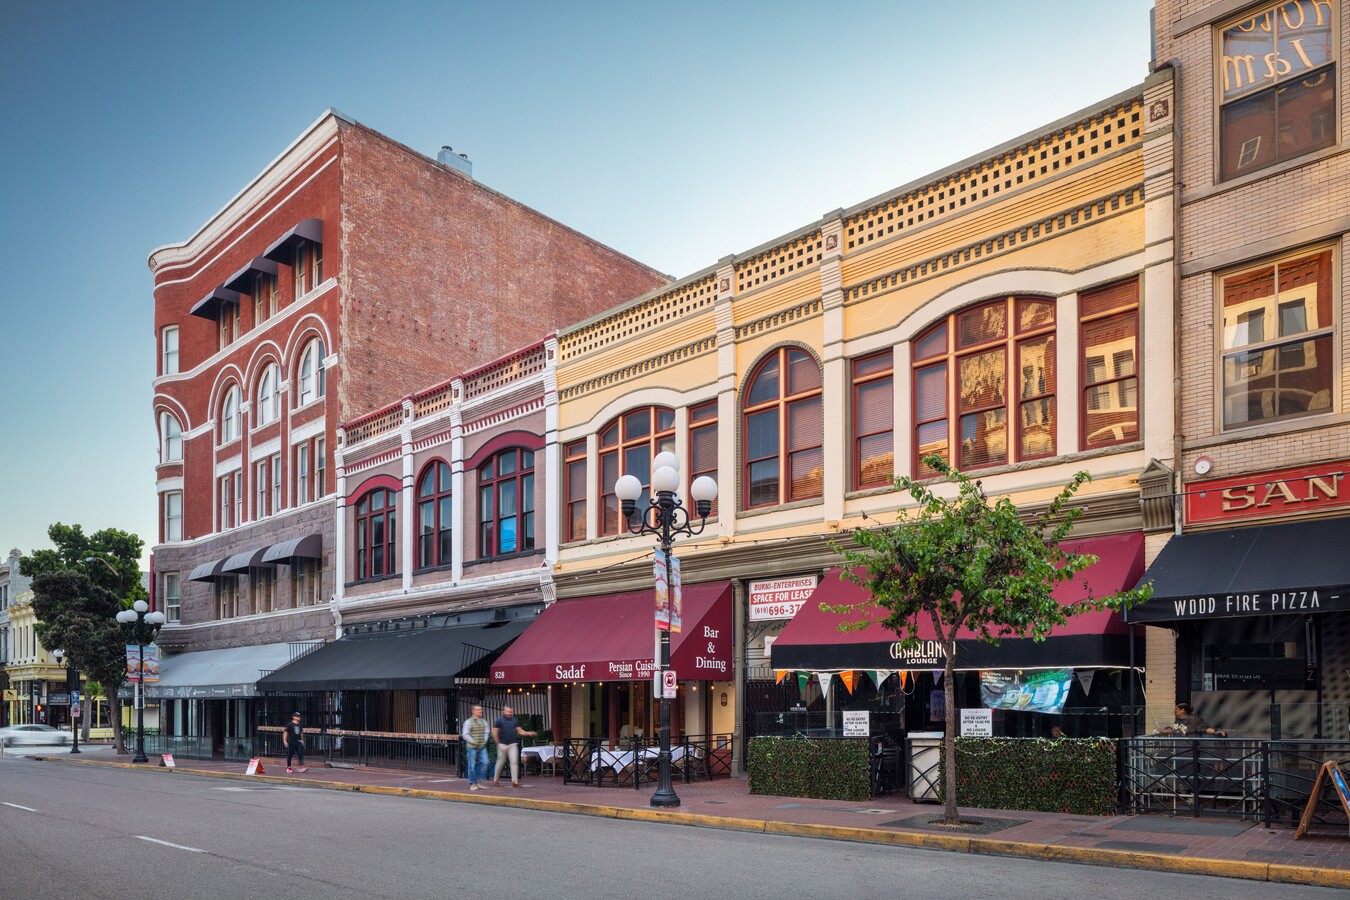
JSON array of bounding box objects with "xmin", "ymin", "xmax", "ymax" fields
[{"xmin": 0, "ymin": 1, "xmax": 1155, "ymax": 564}]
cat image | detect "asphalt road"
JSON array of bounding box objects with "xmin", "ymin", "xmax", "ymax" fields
[{"xmin": 0, "ymin": 756, "xmax": 1341, "ymax": 900}]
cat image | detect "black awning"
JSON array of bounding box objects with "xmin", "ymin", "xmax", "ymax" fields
[
  {"xmin": 1127, "ymin": 516, "xmax": 1350, "ymax": 623},
  {"xmin": 257, "ymin": 619, "xmax": 531, "ymax": 692},
  {"xmin": 187, "ymin": 558, "xmax": 229, "ymax": 583},
  {"xmin": 262, "ymin": 534, "xmax": 322, "ymax": 565},
  {"xmin": 223, "ymin": 255, "xmax": 280, "ymax": 294},
  {"xmin": 189, "ymin": 287, "xmax": 241, "ymax": 320},
  {"xmin": 221, "ymin": 547, "xmax": 274, "ymax": 574},
  {"xmin": 262, "ymin": 218, "xmax": 323, "ymax": 262}
]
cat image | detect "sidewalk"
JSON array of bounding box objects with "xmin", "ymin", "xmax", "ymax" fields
[{"xmin": 31, "ymin": 751, "xmax": 1350, "ymax": 889}]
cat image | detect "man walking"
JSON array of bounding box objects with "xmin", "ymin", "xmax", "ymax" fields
[
  {"xmin": 461, "ymin": 704, "xmax": 491, "ymax": 790},
  {"xmin": 283, "ymin": 712, "xmax": 308, "ymax": 773},
  {"xmin": 492, "ymin": 705, "xmax": 536, "ymax": 788}
]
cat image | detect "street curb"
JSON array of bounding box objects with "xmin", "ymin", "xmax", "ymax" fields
[{"xmin": 31, "ymin": 755, "xmax": 1350, "ymax": 888}]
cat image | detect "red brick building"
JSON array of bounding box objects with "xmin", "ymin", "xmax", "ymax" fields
[{"xmin": 146, "ymin": 110, "xmax": 664, "ymax": 748}]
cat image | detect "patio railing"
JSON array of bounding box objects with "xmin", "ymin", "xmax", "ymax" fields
[{"xmin": 559, "ymin": 734, "xmax": 734, "ymax": 788}]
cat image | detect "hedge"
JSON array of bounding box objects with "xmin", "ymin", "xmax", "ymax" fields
[
  {"xmin": 747, "ymin": 736, "xmax": 870, "ymax": 801},
  {"xmin": 942, "ymin": 737, "xmax": 1118, "ymax": 816}
]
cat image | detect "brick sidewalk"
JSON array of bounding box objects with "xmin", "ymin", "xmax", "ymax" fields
[{"xmin": 33, "ymin": 752, "xmax": 1350, "ymax": 888}]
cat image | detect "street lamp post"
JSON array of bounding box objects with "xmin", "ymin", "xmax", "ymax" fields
[
  {"xmin": 115, "ymin": 600, "xmax": 165, "ymax": 764},
  {"xmin": 52, "ymin": 649, "xmax": 80, "ymax": 754},
  {"xmin": 614, "ymin": 451, "xmax": 717, "ymax": 809}
]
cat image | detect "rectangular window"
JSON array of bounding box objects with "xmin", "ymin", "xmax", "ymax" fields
[
  {"xmin": 250, "ymin": 567, "xmax": 276, "ymax": 614},
  {"xmin": 215, "ymin": 579, "xmax": 237, "ymax": 619},
  {"xmin": 1218, "ymin": 0, "xmax": 1336, "ymax": 180},
  {"xmin": 564, "ymin": 440, "xmax": 587, "ymax": 542},
  {"xmin": 851, "ymin": 354, "xmax": 894, "ymax": 489},
  {"xmin": 256, "ymin": 460, "xmax": 269, "ymax": 519},
  {"xmin": 232, "ymin": 471, "xmax": 243, "ymax": 527},
  {"xmin": 163, "ymin": 573, "xmax": 181, "ymax": 623},
  {"xmin": 1220, "ymin": 248, "xmax": 1333, "ymax": 428},
  {"xmin": 296, "ymin": 444, "xmax": 310, "ymax": 505},
  {"xmin": 164, "ymin": 491, "xmax": 182, "ymax": 542},
  {"xmin": 315, "ymin": 437, "xmax": 327, "ymax": 498},
  {"xmin": 219, "ymin": 475, "xmax": 233, "ymax": 530},
  {"xmin": 689, "ymin": 401, "xmax": 719, "ymax": 516},
  {"xmin": 162, "ymin": 326, "xmax": 179, "ymax": 375},
  {"xmin": 218, "ymin": 303, "xmax": 239, "ymax": 351},
  {"xmin": 292, "ymin": 558, "xmax": 321, "ymax": 607},
  {"xmin": 271, "ymin": 452, "xmax": 282, "ymax": 512},
  {"xmin": 1081, "ymin": 279, "xmax": 1140, "ymax": 448}
]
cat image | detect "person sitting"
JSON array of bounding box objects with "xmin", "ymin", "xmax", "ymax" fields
[
  {"xmin": 1153, "ymin": 702, "xmax": 1226, "ymax": 737},
  {"xmin": 1049, "ymin": 725, "xmax": 1065, "ymax": 739}
]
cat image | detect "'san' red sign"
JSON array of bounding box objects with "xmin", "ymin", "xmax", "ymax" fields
[{"xmin": 1186, "ymin": 460, "xmax": 1349, "ymax": 525}]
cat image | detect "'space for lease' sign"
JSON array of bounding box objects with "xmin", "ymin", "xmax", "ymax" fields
[{"xmin": 748, "ymin": 575, "xmax": 819, "ymax": 622}]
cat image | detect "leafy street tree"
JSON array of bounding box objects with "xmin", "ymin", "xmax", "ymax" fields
[
  {"xmin": 825, "ymin": 457, "xmax": 1152, "ymax": 827},
  {"xmin": 21, "ymin": 523, "xmax": 147, "ymax": 752}
]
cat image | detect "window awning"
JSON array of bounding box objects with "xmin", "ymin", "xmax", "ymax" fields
[
  {"xmin": 189, "ymin": 286, "xmax": 241, "ymax": 320},
  {"xmin": 1126, "ymin": 517, "xmax": 1350, "ymax": 624},
  {"xmin": 771, "ymin": 533, "xmax": 1145, "ymax": 672},
  {"xmin": 257, "ymin": 619, "xmax": 531, "ymax": 693},
  {"xmin": 141, "ymin": 641, "xmax": 318, "ymax": 699},
  {"xmin": 187, "ymin": 558, "xmax": 230, "ymax": 583},
  {"xmin": 223, "ymin": 255, "xmax": 280, "ymax": 294},
  {"xmin": 262, "ymin": 534, "xmax": 322, "ymax": 565},
  {"xmin": 222, "ymin": 547, "xmax": 274, "ymax": 574},
  {"xmin": 262, "ymin": 218, "xmax": 323, "ymax": 262},
  {"xmin": 490, "ymin": 582, "xmax": 734, "ymax": 684}
]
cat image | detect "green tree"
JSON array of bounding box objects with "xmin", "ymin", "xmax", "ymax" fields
[
  {"xmin": 21, "ymin": 523, "xmax": 146, "ymax": 752},
  {"xmin": 825, "ymin": 457, "xmax": 1151, "ymax": 826}
]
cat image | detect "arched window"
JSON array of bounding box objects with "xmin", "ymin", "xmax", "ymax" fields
[
  {"xmin": 160, "ymin": 412, "xmax": 182, "ymax": 463},
  {"xmin": 742, "ymin": 348, "xmax": 822, "ymax": 508},
  {"xmin": 297, "ymin": 338, "xmax": 326, "ymax": 407},
  {"xmin": 478, "ymin": 448, "xmax": 534, "ymax": 558},
  {"xmin": 220, "ymin": 386, "xmax": 241, "ymax": 444},
  {"xmin": 417, "ymin": 461, "xmax": 453, "ymax": 569},
  {"xmin": 598, "ymin": 406, "xmax": 675, "ymax": 535},
  {"xmin": 256, "ymin": 363, "xmax": 280, "ymax": 426},
  {"xmin": 912, "ymin": 296, "xmax": 1056, "ymax": 476},
  {"xmin": 354, "ymin": 488, "xmax": 398, "ymax": 580}
]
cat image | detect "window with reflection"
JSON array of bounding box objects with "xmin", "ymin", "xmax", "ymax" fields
[
  {"xmin": 297, "ymin": 338, "xmax": 326, "ymax": 406},
  {"xmin": 743, "ymin": 348, "xmax": 823, "ymax": 508},
  {"xmin": 220, "ymin": 385, "xmax": 241, "ymax": 444},
  {"xmin": 256, "ymin": 363, "xmax": 280, "ymax": 427},
  {"xmin": 1221, "ymin": 248, "xmax": 1333, "ymax": 428},
  {"xmin": 688, "ymin": 401, "xmax": 718, "ymax": 516},
  {"xmin": 417, "ymin": 460, "xmax": 453, "ymax": 569},
  {"xmin": 598, "ymin": 407, "xmax": 675, "ymax": 535},
  {"xmin": 1219, "ymin": 1, "xmax": 1335, "ymax": 180},
  {"xmin": 160, "ymin": 412, "xmax": 182, "ymax": 463},
  {"xmin": 1081, "ymin": 279, "xmax": 1140, "ymax": 448},
  {"xmin": 912, "ymin": 297, "xmax": 1055, "ymax": 476},
  {"xmin": 355, "ymin": 488, "xmax": 398, "ymax": 579},
  {"xmin": 851, "ymin": 353, "xmax": 893, "ymax": 489},
  {"xmin": 564, "ymin": 440, "xmax": 587, "ymax": 542},
  {"xmin": 479, "ymin": 448, "xmax": 535, "ymax": 557}
]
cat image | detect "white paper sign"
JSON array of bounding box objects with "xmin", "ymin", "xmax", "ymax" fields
[
  {"xmin": 960, "ymin": 708, "xmax": 993, "ymax": 737},
  {"xmin": 842, "ymin": 710, "xmax": 870, "ymax": 737},
  {"xmin": 748, "ymin": 575, "xmax": 819, "ymax": 621}
]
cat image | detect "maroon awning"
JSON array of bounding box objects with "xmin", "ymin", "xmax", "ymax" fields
[
  {"xmin": 490, "ymin": 582, "xmax": 733, "ymax": 684},
  {"xmin": 770, "ymin": 532, "xmax": 1145, "ymax": 671}
]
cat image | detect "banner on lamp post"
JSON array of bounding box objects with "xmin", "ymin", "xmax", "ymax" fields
[
  {"xmin": 670, "ymin": 555, "xmax": 683, "ymax": 634},
  {"xmin": 653, "ymin": 550, "xmax": 670, "ymax": 631}
]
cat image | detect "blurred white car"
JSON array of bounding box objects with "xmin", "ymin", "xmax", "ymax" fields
[{"xmin": 0, "ymin": 724, "xmax": 72, "ymax": 747}]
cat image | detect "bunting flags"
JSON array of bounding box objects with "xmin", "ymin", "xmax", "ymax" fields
[
  {"xmin": 818, "ymin": 672, "xmax": 833, "ymax": 694},
  {"xmin": 872, "ymin": 670, "xmax": 890, "ymax": 689},
  {"xmin": 797, "ymin": 671, "xmax": 809, "ymax": 693},
  {"xmin": 840, "ymin": 671, "xmax": 856, "ymax": 694},
  {"xmin": 775, "ymin": 670, "xmax": 788, "ymax": 684}
]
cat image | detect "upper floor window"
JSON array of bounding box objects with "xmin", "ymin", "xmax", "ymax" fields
[
  {"xmin": 163, "ymin": 573, "xmax": 181, "ymax": 624},
  {"xmin": 565, "ymin": 440, "xmax": 587, "ymax": 542},
  {"xmin": 417, "ymin": 460, "xmax": 453, "ymax": 569},
  {"xmin": 355, "ymin": 488, "xmax": 398, "ymax": 580},
  {"xmin": 297, "ymin": 339, "xmax": 326, "ymax": 407},
  {"xmin": 161, "ymin": 326, "xmax": 179, "ymax": 375},
  {"xmin": 1221, "ymin": 248, "xmax": 1333, "ymax": 428},
  {"xmin": 252, "ymin": 271, "xmax": 278, "ymax": 326},
  {"xmin": 599, "ymin": 407, "xmax": 674, "ymax": 535},
  {"xmin": 1219, "ymin": 0, "xmax": 1336, "ymax": 180},
  {"xmin": 220, "ymin": 386, "xmax": 241, "ymax": 444},
  {"xmin": 689, "ymin": 401, "xmax": 719, "ymax": 516},
  {"xmin": 163, "ymin": 491, "xmax": 182, "ymax": 543},
  {"xmin": 1081, "ymin": 280, "xmax": 1140, "ymax": 448},
  {"xmin": 218, "ymin": 470, "xmax": 242, "ymax": 531},
  {"xmin": 292, "ymin": 558, "xmax": 321, "ymax": 607},
  {"xmin": 218, "ymin": 303, "xmax": 239, "ymax": 351},
  {"xmin": 160, "ymin": 412, "xmax": 183, "ymax": 463},
  {"xmin": 479, "ymin": 448, "xmax": 534, "ymax": 557},
  {"xmin": 852, "ymin": 352, "xmax": 894, "ymax": 489},
  {"xmin": 293, "ymin": 240, "xmax": 323, "ymax": 299},
  {"xmin": 913, "ymin": 297, "xmax": 1056, "ymax": 476},
  {"xmin": 256, "ymin": 364, "xmax": 280, "ymax": 427},
  {"xmin": 743, "ymin": 348, "xmax": 822, "ymax": 508}
]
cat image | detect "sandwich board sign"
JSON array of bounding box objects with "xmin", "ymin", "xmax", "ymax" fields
[{"xmin": 1295, "ymin": 760, "xmax": 1350, "ymax": 839}]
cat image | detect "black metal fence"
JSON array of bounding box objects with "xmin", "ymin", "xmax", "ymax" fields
[
  {"xmin": 255, "ymin": 727, "xmax": 462, "ymax": 774},
  {"xmin": 1121, "ymin": 737, "xmax": 1350, "ymax": 829},
  {"xmin": 559, "ymin": 734, "xmax": 734, "ymax": 788}
]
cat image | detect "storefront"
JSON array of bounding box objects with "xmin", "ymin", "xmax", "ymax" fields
[
  {"xmin": 768, "ymin": 533, "xmax": 1146, "ymax": 740},
  {"xmin": 1129, "ymin": 509, "xmax": 1350, "ymax": 740},
  {"xmin": 489, "ymin": 582, "xmax": 734, "ymax": 743}
]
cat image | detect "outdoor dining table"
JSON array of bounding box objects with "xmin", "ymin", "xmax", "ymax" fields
[{"xmin": 590, "ymin": 746, "xmax": 659, "ymax": 772}]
